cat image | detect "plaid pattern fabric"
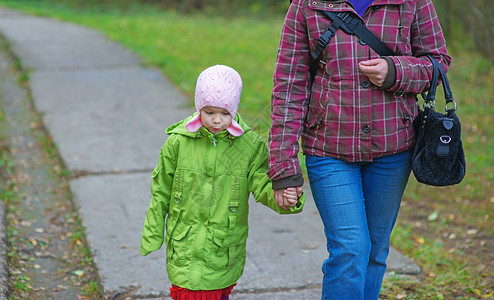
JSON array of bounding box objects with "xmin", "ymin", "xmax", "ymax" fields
[{"xmin": 267, "ymin": 0, "xmax": 451, "ymax": 181}]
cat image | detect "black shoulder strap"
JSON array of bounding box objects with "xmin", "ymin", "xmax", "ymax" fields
[
  {"xmin": 309, "ymin": 16, "xmax": 345, "ymax": 78},
  {"xmin": 310, "ymin": 10, "xmax": 396, "ymax": 79}
]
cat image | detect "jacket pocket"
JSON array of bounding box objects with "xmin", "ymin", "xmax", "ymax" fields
[
  {"xmin": 166, "ymin": 220, "xmax": 192, "ymax": 267},
  {"xmin": 209, "ymin": 225, "xmax": 248, "ymax": 271},
  {"xmin": 399, "ymin": 94, "xmax": 418, "ymax": 128},
  {"xmin": 210, "ymin": 229, "xmax": 228, "ymax": 270},
  {"xmin": 305, "ymin": 81, "xmax": 329, "ymax": 129}
]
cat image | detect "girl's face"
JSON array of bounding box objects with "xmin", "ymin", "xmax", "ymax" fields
[{"xmin": 200, "ymin": 106, "xmax": 232, "ymax": 134}]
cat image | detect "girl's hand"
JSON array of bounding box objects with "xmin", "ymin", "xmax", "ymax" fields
[
  {"xmin": 358, "ymin": 58, "xmax": 389, "ymax": 87},
  {"xmin": 274, "ymin": 189, "xmax": 288, "ymax": 210},
  {"xmin": 284, "ymin": 186, "xmax": 303, "ymax": 207},
  {"xmin": 283, "ymin": 187, "xmax": 299, "ymax": 207}
]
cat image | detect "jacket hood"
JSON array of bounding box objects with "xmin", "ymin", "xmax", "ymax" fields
[{"xmin": 165, "ymin": 113, "xmax": 251, "ymax": 139}]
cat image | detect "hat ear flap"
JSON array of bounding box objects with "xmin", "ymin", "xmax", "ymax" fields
[
  {"xmin": 226, "ymin": 119, "xmax": 244, "ymax": 136},
  {"xmin": 185, "ymin": 114, "xmax": 202, "ymax": 133}
]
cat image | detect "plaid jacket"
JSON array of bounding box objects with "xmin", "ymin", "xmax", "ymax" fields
[{"xmin": 267, "ymin": 0, "xmax": 451, "ymax": 183}]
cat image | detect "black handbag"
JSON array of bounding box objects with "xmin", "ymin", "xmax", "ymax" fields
[{"xmin": 411, "ymin": 55, "xmax": 466, "ymax": 186}]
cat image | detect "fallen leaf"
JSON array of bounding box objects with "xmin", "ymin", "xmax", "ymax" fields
[
  {"xmin": 20, "ymin": 220, "xmax": 34, "ymax": 227},
  {"xmin": 428, "ymin": 211, "xmax": 439, "ymax": 222},
  {"xmin": 300, "ymin": 244, "xmax": 318, "ymax": 250},
  {"xmin": 73, "ymin": 270, "xmax": 85, "ymax": 278},
  {"xmin": 467, "ymin": 229, "xmax": 478, "ymax": 235},
  {"xmin": 482, "ymin": 291, "xmax": 494, "ymax": 298}
]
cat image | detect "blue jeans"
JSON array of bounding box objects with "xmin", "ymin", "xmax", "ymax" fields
[{"xmin": 305, "ymin": 151, "xmax": 412, "ymax": 300}]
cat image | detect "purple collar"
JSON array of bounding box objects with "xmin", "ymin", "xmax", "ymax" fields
[{"xmin": 347, "ymin": 0, "xmax": 375, "ymax": 17}]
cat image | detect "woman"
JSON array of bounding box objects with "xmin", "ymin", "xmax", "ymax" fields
[{"xmin": 268, "ymin": 0, "xmax": 451, "ymax": 299}]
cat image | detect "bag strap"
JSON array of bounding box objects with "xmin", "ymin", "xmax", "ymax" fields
[
  {"xmin": 310, "ymin": 10, "xmax": 396, "ymax": 79},
  {"xmin": 309, "ymin": 15, "xmax": 345, "ymax": 78},
  {"xmin": 326, "ymin": 11, "xmax": 396, "ymax": 56},
  {"xmin": 421, "ymin": 55, "xmax": 456, "ymax": 112},
  {"xmin": 421, "ymin": 56, "xmax": 439, "ymax": 105}
]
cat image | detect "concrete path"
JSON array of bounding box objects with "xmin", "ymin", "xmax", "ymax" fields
[{"xmin": 0, "ymin": 7, "xmax": 421, "ymax": 299}]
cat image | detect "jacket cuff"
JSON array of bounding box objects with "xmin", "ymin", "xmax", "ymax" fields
[
  {"xmin": 140, "ymin": 248, "xmax": 151, "ymax": 256},
  {"xmin": 380, "ymin": 56, "xmax": 396, "ymax": 90},
  {"xmin": 272, "ymin": 174, "xmax": 304, "ymax": 190}
]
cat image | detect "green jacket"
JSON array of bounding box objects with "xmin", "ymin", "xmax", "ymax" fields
[{"xmin": 140, "ymin": 113, "xmax": 305, "ymax": 290}]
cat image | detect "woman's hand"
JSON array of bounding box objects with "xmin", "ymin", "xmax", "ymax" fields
[
  {"xmin": 358, "ymin": 58, "xmax": 389, "ymax": 87},
  {"xmin": 274, "ymin": 187, "xmax": 304, "ymax": 210}
]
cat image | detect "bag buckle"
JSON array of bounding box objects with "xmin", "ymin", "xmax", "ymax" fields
[
  {"xmin": 423, "ymin": 100, "xmax": 436, "ymax": 109},
  {"xmin": 445, "ymin": 100, "xmax": 457, "ymax": 112},
  {"xmin": 440, "ymin": 135, "xmax": 452, "ymax": 144}
]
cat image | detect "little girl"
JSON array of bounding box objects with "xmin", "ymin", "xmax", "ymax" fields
[{"xmin": 140, "ymin": 65, "xmax": 304, "ymax": 300}]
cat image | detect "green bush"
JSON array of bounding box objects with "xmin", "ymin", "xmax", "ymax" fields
[{"xmin": 434, "ymin": 0, "xmax": 494, "ymax": 62}]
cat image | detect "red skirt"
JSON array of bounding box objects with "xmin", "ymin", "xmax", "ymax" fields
[{"xmin": 170, "ymin": 284, "xmax": 235, "ymax": 300}]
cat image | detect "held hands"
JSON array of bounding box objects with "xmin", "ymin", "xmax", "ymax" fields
[
  {"xmin": 273, "ymin": 186, "xmax": 304, "ymax": 210},
  {"xmin": 358, "ymin": 58, "xmax": 389, "ymax": 87}
]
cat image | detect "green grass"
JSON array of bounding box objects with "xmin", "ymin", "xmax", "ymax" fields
[
  {"xmin": 1, "ymin": 1, "xmax": 493, "ymax": 298},
  {"xmin": 387, "ymin": 223, "xmax": 490, "ymax": 299}
]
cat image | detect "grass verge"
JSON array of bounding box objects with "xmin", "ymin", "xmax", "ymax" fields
[{"xmin": 0, "ymin": 29, "xmax": 103, "ymax": 299}]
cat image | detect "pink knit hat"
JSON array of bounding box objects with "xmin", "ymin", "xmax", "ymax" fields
[{"xmin": 185, "ymin": 65, "xmax": 244, "ymax": 136}]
